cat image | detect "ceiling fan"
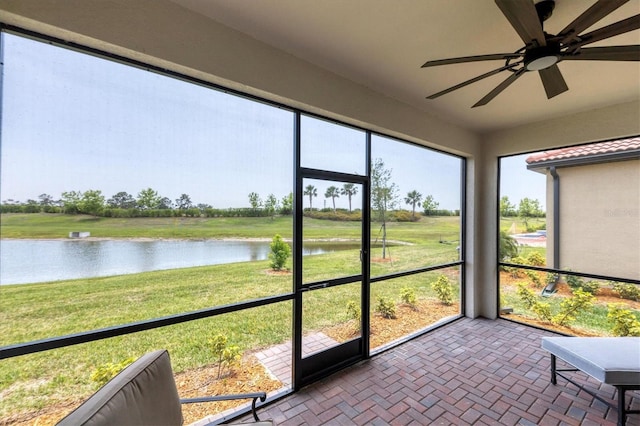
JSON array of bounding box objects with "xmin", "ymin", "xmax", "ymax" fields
[{"xmin": 422, "ymin": 0, "xmax": 640, "ymax": 107}]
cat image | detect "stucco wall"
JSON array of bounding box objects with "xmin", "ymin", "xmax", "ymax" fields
[{"xmin": 550, "ymin": 159, "xmax": 640, "ymax": 280}]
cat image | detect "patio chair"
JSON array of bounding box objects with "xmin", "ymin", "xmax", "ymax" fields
[{"xmin": 56, "ymin": 349, "xmax": 272, "ymax": 425}]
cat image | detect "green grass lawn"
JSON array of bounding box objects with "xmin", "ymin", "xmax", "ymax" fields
[{"xmin": 0, "ymin": 213, "xmax": 462, "ymax": 418}]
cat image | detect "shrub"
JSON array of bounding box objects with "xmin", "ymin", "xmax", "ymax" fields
[
  {"xmin": 432, "ymin": 275, "xmax": 454, "ymax": 305},
  {"xmin": 391, "ymin": 210, "xmax": 418, "ymax": 222},
  {"xmin": 346, "ymin": 300, "xmax": 361, "ymax": 321},
  {"xmin": 375, "ymin": 297, "xmax": 396, "ymax": 319},
  {"xmin": 268, "ymin": 234, "xmax": 291, "ymax": 271},
  {"xmin": 551, "ymin": 289, "xmax": 595, "ymax": 327},
  {"xmin": 611, "ymin": 282, "xmax": 640, "ymax": 301},
  {"xmin": 526, "ymin": 252, "xmax": 545, "ymax": 267},
  {"xmin": 565, "ymin": 272, "xmax": 583, "ymax": 290},
  {"xmin": 532, "ymin": 302, "xmax": 553, "ymax": 322},
  {"xmin": 209, "ymin": 334, "xmax": 241, "ymax": 379},
  {"xmin": 580, "ymin": 280, "xmax": 600, "ymax": 295},
  {"xmin": 517, "ymin": 283, "xmax": 594, "ymax": 326},
  {"xmin": 516, "ymin": 282, "xmax": 537, "ymax": 309},
  {"xmin": 525, "ymin": 270, "xmax": 542, "ymax": 288},
  {"xmin": 545, "ymin": 273, "xmax": 559, "ymax": 286},
  {"xmin": 607, "ymin": 304, "xmax": 640, "ymax": 336},
  {"xmin": 565, "ymin": 272, "xmax": 599, "ymax": 294},
  {"xmin": 90, "ymin": 357, "xmax": 136, "ymax": 387},
  {"xmin": 400, "ymin": 287, "xmax": 417, "ymax": 309},
  {"xmin": 499, "ymin": 231, "xmax": 518, "ymax": 261}
]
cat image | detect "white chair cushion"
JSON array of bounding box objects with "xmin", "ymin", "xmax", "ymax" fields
[{"xmin": 542, "ymin": 337, "xmax": 640, "ymax": 386}]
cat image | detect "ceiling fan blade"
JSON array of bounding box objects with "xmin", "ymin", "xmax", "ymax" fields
[
  {"xmin": 538, "ymin": 65, "xmax": 568, "ymax": 99},
  {"xmin": 561, "ymin": 45, "xmax": 640, "ymax": 61},
  {"xmin": 472, "ymin": 68, "xmax": 526, "ymax": 108},
  {"xmin": 571, "ymin": 14, "xmax": 640, "ymax": 48},
  {"xmin": 427, "ymin": 62, "xmax": 523, "ymax": 99},
  {"xmin": 559, "ymin": 0, "xmax": 629, "ymax": 44},
  {"xmin": 421, "ymin": 53, "xmax": 521, "ymax": 68},
  {"xmin": 495, "ymin": 0, "xmax": 546, "ymax": 47}
]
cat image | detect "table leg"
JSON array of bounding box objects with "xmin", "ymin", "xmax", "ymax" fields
[
  {"xmin": 617, "ymin": 386, "xmax": 626, "ymax": 426},
  {"xmin": 550, "ymin": 354, "xmax": 557, "ymax": 385}
]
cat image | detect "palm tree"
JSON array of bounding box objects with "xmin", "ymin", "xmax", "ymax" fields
[
  {"xmin": 340, "ymin": 183, "xmax": 358, "ymax": 212},
  {"xmin": 324, "ymin": 186, "xmax": 340, "ymax": 212},
  {"xmin": 404, "ymin": 190, "xmax": 423, "ymax": 219},
  {"xmin": 303, "ymin": 184, "xmax": 317, "ymax": 210}
]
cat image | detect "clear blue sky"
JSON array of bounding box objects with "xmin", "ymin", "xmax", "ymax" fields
[
  {"xmin": 1, "ymin": 33, "xmax": 544, "ymax": 211},
  {"xmin": 500, "ymin": 154, "xmax": 547, "ymax": 209}
]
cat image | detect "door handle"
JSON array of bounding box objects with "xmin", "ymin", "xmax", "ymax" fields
[{"xmin": 302, "ymin": 282, "xmax": 328, "ymax": 292}]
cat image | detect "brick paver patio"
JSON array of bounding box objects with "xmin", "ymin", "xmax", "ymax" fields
[{"xmin": 240, "ymin": 318, "xmax": 639, "ymax": 425}]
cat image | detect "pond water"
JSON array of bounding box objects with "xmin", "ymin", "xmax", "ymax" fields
[{"xmin": 0, "ymin": 239, "xmax": 358, "ymax": 285}]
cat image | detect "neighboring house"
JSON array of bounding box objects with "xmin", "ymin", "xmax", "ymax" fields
[{"xmin": 527, "ymin": 138, "xmax": 640, "ymax": 281}]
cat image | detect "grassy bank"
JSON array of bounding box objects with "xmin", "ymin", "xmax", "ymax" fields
[
  {"xmin": 0, "ymin": 213, "xmax": 461, "ymax": 243},
  {"xmin": 0, "ymin": 254, "xmax": 459, "ymax": 418}
]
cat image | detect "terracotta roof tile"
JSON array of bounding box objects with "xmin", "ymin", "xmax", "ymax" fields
[{"xmin": 526, "ymin": 137, "xmax": 640, "ymax": 164}]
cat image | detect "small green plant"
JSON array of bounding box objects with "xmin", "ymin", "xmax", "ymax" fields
[
  {"xmin": 346, "ymin": 300, "xmax": 361, "ymax": 334},
  {"xmin": 268, "ymin": 234, "xmax": 291, "ymax": 271},
  {"xmin": 400, "ymin": 287, "xmax": 417, "ymax": 309},
  {"xmin": 346, "ymin": 300, "xmax": 361, "ymax": 321},
  {"xmin": 611, "ymin": 282, "xmax": 640, "ymax": 301},
  {"xmin": 499, "ymin": 231, "xmax": 518, "ymax": 261},
  {"xmin": 90, "ymin": 357, "xmax": 136, "ymax": 387},
  {"xmin": 517, "ymin": 283, "xmax": 593, "ymax": 326},
  {"xmin": 525, "ymin": 270, "xmax": 542, "ymax": 288},
  {"xmin": 516, "ymin": 282, "xmax": 537, "ymax": 309},
  {"xmin": 507, "ymin": 256, "xmax": 528, "ymax": 278},
  {"xmin": 551, "ymin": 289, "xmax": 595, "ymax": 326},
  {"xmin": 209, "ymin": 334, "xmax": 241, "ymax": 379},
  {"xmin": 526, "ymin": 252, "xmax": 545, "ymax": 267},
  {"xmin": 580, "ymin": 280, "xmax": 600, "ymax": 295},
  {"xmin": 565, "ymin": 272, "xmax": 599, "ymax": 294},
  {"xmin": 532, "ymin": 301, "xmax": 553, "ymax": 322},
  {"xmin": 375, "ymin": 297, "xmax": 396, "ymax": 319},
  {"xmin": 545, "ymin": 273, "xmax": 559, "ymax": 286},
  {"xmin": 607, "ymin": 304, "xmax": 640, "ymax": 336},
  {"xmin": 565, "ymin": 272, "xmax": 583, "ymax": 289},
  {"xmin": 431, "ymin": 275, "xmax": 453, "ymax": 305}
]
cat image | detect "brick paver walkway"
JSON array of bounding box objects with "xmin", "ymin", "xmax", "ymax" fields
[
  {"xmin": 241, "ymin": 318, "xmax": 639, "ymax": 425},
  {"xmin": 255, "ymin": 333, "xmax": 339, "ymax": 386}
]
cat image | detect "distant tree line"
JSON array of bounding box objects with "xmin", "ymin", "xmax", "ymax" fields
[
  {"xmin": 499, "ymin": 196, "xmax": 546, "ymax": 226},
  {"xmin": 2, "ymin": 163, "xmax": 465, "ymax": 221},
  {"xmin": 0, "ymin": 188, "xmax": 294, "ymax": 218}
]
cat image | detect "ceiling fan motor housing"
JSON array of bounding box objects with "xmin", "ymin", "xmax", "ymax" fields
[{"xmin": 524, "ymin": 41, "xmax": 560, "ymax": 70}]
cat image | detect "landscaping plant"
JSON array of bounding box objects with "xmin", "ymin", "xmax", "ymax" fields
[
  {"xmin": 607, "ymin": 304, "xmax": 640, "ymax": 336},
  {"xmin": 90, "ymin": 357, "xmax": 136, "ymax": 387},
  {"xmin": 268, "ymin": 234, "xmax": 291, "ymax": 271},
  {"xmin": 432, "ymin": 275, "xmax": 454, "ymax": 305},
  {"xmin": 611, "ymin": 282, "xmax": 640, "ymax": 301},
  {"xmin": 209, "ymin": 334, "xmax": 241, "ymax": 379},
  {"xmin": 375, "ymin": 297, "xmax": 396, "ymax": 319},
  {"xmin": 400, "ymin": 287, "xmax": 417, "ymax": 310}
]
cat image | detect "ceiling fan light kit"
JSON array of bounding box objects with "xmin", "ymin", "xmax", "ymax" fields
[
  {"xmin": 524, "ymin": 44, "xmax": 559, "ymax": 71},
  {"xmin": 422, "ymin": 0, "xmax": 640, "ymax": 107}
]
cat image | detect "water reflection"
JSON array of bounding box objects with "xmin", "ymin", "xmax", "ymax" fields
[{"xmin": 0, "ymin": 239, "xmax": 358, "ymax": 285}]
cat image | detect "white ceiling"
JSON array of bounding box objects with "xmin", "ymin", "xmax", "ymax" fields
[{"xmin": 172, "ymin": 0, "xmax": 640, "ymax": 134}]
